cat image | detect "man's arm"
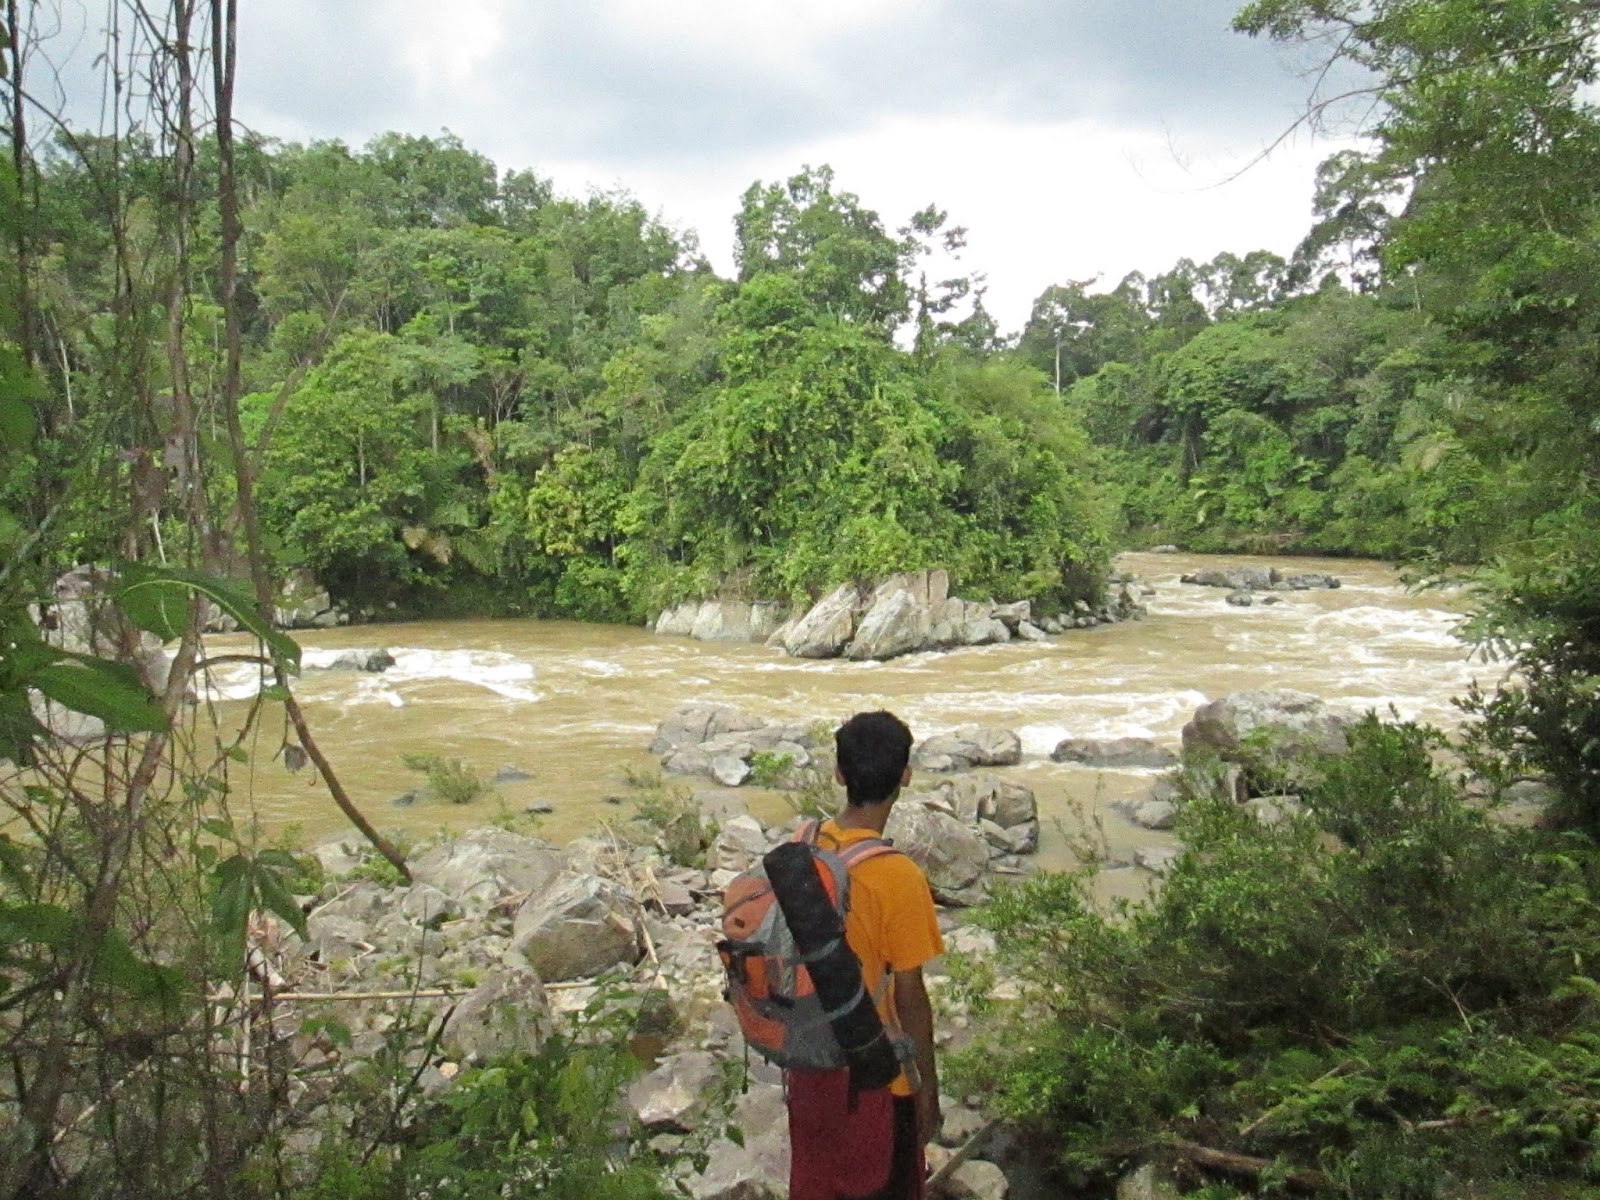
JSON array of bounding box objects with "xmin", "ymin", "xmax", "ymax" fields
[{"xmin": 893, "ymin": 966, "xmax": 940, "ymax": 1146}]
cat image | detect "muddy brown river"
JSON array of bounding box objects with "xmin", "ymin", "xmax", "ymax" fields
[{"xmin": 208, "ymin": 553, "xmax": 1498, "ymax": 888}]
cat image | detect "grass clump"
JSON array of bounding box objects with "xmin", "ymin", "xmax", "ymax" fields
[
  {"xmin": 625, "ymin": 769, "xmax": 718, "ymax": 868},
  {"xmin": 402, "ymin": 753, "xmax": 494, "ymax": 805}
]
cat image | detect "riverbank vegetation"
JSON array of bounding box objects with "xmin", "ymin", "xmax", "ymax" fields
[{"xmin": 4, "ymin": 0, "xmax": 1600, "ymax": 1196}]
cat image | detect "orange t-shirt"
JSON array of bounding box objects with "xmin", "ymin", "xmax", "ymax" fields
[{"xmin": 816, "ymin": 819, "xmax": 945, "ymax": 1095}]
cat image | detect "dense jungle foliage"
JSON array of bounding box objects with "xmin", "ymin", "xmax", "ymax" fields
[{"xmin": 3, "ymin": 0, "xmax": 1600, "ymax": 1196}]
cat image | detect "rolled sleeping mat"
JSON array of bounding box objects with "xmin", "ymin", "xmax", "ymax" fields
[{"xmin": 763, "ymin": 841, "xmax": 900, "ymax": 1091}]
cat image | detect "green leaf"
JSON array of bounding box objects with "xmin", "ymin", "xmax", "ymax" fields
[
  {"xmin": 31, "ymin": 660, "xmax": 168, "ymax": 733},
  {"xmin": 116, "ymin": 565, "xmax": 301, "ymax": 671},
  {"xmin": 201, "ymin": 817, "xmax": 235, "ymax": 841},
  {"xmin": 0, "ymin": 901, "xmax": 78, "ymax": 951},
  {"xmin": 0, "ymin": 390, "xmax": 36, "ymax": 452},
  {"xmin": 253, "ymin": 862, "xmax": 308, "ymax": 940}
]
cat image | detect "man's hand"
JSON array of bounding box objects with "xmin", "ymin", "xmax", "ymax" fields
[{"xmin": 892, "ymin": 967, "xmax": 940, "ymax": 1146}]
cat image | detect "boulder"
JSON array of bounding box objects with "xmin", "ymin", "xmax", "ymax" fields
[
  {"xmin": 925, "ymin": 774, "xmax": 1036, "ymax": 828},
  {"xmin": 1015, "ymin": 621, "xmax": 1049, "ymax": 642},
  {"xmin": 410, "ymin": 827, "xmax": 565, "ymax": 914},
  {"xmin": 1133, "ymin": 800, "xmax": 1178, "ymax": 831},
  {"xmin": 1050, "ymin": 737, "xmax": 1178, "ymax": 770},
  {"xmin": 628, "ymin": 1049, "xmax": 724, "ymax": 1132},
  {"xmin": 846, "ymin": 587, "xmax": 931, "ymax": 661},
  {"xmin": 650, "ymin": 704, "xmax": 768, "ymax": 755},
  {"xmin": 689, "ymin": 602, "xmax": 759, "ymax": 644},
  {"xmin": 440, "ymin": 965, "xmax": 552, "ymax": 1063},
  {"xmin": 396, "ymin": 882, "xmax": 461, "ymax": 925},
  {"xmin": 713, "ymin": 815, "xmax": 770, "ymax": 872},
  {"xmin": 873, "ymin": 569, "xmax": 950, "ymax": 609},
  {"xmin": 946, "ymin": 1160, "xmax": 1010, "ymax": 1200},
  {"xmin": 511, "ymin": 872, "xmax": 642, "ymax": 982},
  {"xmin": 1181, "ymin": 689, "xmax": 1350, "ymax": 761},
  {"xmin": 990, "ymin": 601, "xmax": 1032, "ymax": 631},
  {"xmin": 1276, "ymin": 572, "xmax": 1341, "ymax": 590},
  {"xmin": 653, "ymin": 602, "xmax": 698, "ymax": 637},
  {"xmin": 320, "ymin": 648, "xmax": 395, "ymax": 672},
  {"xmin": 885, "ymin": 800, "xmax": 991, "ymax": 895},
  {"xmin": 678, "ymin": 1081, "xmax": 789, "ymax": 1200},
  {"xmin": 912, "ymin": 726, "xmax": 1022, "ymax": 772},
  {"xmin": 711, "ymin": 753, "xmax": 752, "ymax": 787},
  {"xmin": 783, "ymin": 583, "xmax": 865, "ymax": 659},
  {"xmin": 1225, "ymin": 591, "xmax": 1254, "ymax": 607},
  {"xmin": 1181, "ymin": 566, "xmax": 1275, "ymax": 591},
  {"xmin": 1246, "ymin": 795, "xmax": 1302, "ymax": 828}
]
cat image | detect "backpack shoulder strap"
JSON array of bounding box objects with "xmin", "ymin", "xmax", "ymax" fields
[{"xmin": 836, "ymin": 837, "xmax": 899, "ymax": 870}]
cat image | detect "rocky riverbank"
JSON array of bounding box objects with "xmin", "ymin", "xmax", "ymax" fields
[
  {"xmin": 652, "ymin": 568, "xmax": 1151, "ymax": 661},
  {"xmin": 263, "ymin": 688, "xmax": 1553, "ymax": 1199}
]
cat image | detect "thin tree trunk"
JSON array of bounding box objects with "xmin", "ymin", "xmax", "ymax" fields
[
  {"xmin": 207, "ymin": 0, "xmax": 409, "ymax": 882},
  {"xmin": 5, "ymin": 0, "xmax": 36, "ymax": 367}
]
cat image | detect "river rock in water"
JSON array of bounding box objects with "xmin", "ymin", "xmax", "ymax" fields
[
  {"xmin": 913, "ymin": 726, "xmax": 1022, "ymax": 772},
  {"xmin": 783, "ymin": 582, "xmax": 866, "ymax": 658},
  {"xmin": 1182, "ymin": 689, "xmax": 1350, "ymax": 760},
  {"xmin": 1051, "ymin": 737, "xmax": 1178, "ymax": 770}
]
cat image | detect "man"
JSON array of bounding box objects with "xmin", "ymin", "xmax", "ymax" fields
[{"xmin": 786, "ymin": 710, "xmax": 944, "ymax": 1200}]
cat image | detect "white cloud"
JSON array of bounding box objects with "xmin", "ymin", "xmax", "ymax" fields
[{"xmin": 545, "ymin": 116, "xmax": 1348, "ymax": 334}]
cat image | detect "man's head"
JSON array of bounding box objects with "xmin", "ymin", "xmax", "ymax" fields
[{"xmin": 833, "ymin": 710, "xmax": 913, "ymax": 806}]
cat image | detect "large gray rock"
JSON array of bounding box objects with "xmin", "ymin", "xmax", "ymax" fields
[
  {"xmin": 990, "ymin": 601, "xmax": 1032, "ymax": 631},
  {"xmin": 885, "ymin": 800, "xmax": 991, "ymax": 895},
  {"xmin": 711, "ymin": 754, "xmax": 752, "ymax": 787},
  {"xmin": 784, "ymin": 583, "xmax": 865, "ymax": 659},
  {"xmin": 1050, "ymin": 737, "xmax": 1178, "ymax": 770},
  {"xmin": 946, "ymin": 1160, "xmax": 1010, "ymax": 1200},
  {"xmin": 629, "ymin": 1050, "xmax": 724, "ymax": 1132},
  {"xmin": 512, "ymin": 872, "xmax": 642, "ymax": 982},
  {"xmin": 923, "ymin": 774, "xmax": 1035, "ymax": 828},
  {"xmin": 1133, "ymin": 800, "xmax": 1179, "ymax": 831},
  {"xmin": 690, "ymin": 602, "xmax": 759, "ymax": 644},
  {"xmin": 1182, "ymin": 565, "xmax": 1275, "ymax": 591},
  {"xmin": 653, "ymin": 602, "xmax": 699, "ymax": 638},
  {"xmin": 913, "ymin": 726, "xmax": 1022, "ymax": 772},
  {"xmin": 650, "ymin": 704, "xmax": 768, "ymax": 755},
  {"xmin": 319, "ymin": 648, "xmax": 395, "ymax": 672},
  {"xmin": 440, "ymin": 965, "xmax": 552, "ymax": 1063},
  {"xmin": 873, "ymin": 569, "xmax": 949, "ymax": 609},
  {"xmin": 847, "ymin": 587, "xmax": 932, "ymax": 661},
  {"xmin": 410, "ymin": 827, "xmax": 565, "ymax": 914},
  {"xmin": 1181, "ymin": 689, "xmax": 1350, "ymax": 760},
  {"xmin": 679, "ymin": 1081, "xmax": 789, "ymax": 1200},
  {"xmin": 713, "ymin": 815, "xmax": 770, "ymax": 873},
  {"xmin": 1276, "ymin": 572, "xmax": 1341, "ymax": 590}
]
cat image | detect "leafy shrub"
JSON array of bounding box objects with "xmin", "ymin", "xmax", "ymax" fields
[
  {"xmin": 748, "ymin": 750, "xmax": 795, "ymax": 788},
  {"xmin": 951, "ymin": 715, "xmax": 1600, "ymax": 1197}
]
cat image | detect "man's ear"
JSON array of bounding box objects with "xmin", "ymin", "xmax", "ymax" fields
[
  {"xmin": 900, "ymin": 764, "xmax": 912, "ymax": 788},
  {"xmin": 834, "ymin": 764, "xmax": 846, "ymax": 787}
]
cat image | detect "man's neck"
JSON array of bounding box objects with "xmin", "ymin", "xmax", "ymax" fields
[{"xmin": 832, "ymin": 793, "xmax": 896, "ymax": 835}]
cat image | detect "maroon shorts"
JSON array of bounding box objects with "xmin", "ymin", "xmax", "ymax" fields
[{"xmin": 786, "ymin": 1069, "xmax": 924, "ymax": 1200}]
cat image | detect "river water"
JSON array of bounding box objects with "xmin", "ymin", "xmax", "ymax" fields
[{"xmin": 209, "ymin": 553, "xmax": 1498, "ymax": 882}]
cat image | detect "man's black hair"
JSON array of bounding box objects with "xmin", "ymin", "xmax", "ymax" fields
[{"xmin": 835, "ymin": 710, "xmax": 913, "ymax": 806}]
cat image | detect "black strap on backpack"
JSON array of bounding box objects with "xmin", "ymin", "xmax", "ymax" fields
[{"xmin": 762, "ymin": 840, "xmax": 900, "ymax": 1092}]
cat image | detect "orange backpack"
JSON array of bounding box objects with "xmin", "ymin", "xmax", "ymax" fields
[{"xmin": 717, "ymin": 821, "xmax": 905, "ymax": 1074}]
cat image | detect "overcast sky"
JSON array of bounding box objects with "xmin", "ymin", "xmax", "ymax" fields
[{"xmin": 224, "ymin": 2, "xmax": 1358, "ymax": 333}]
